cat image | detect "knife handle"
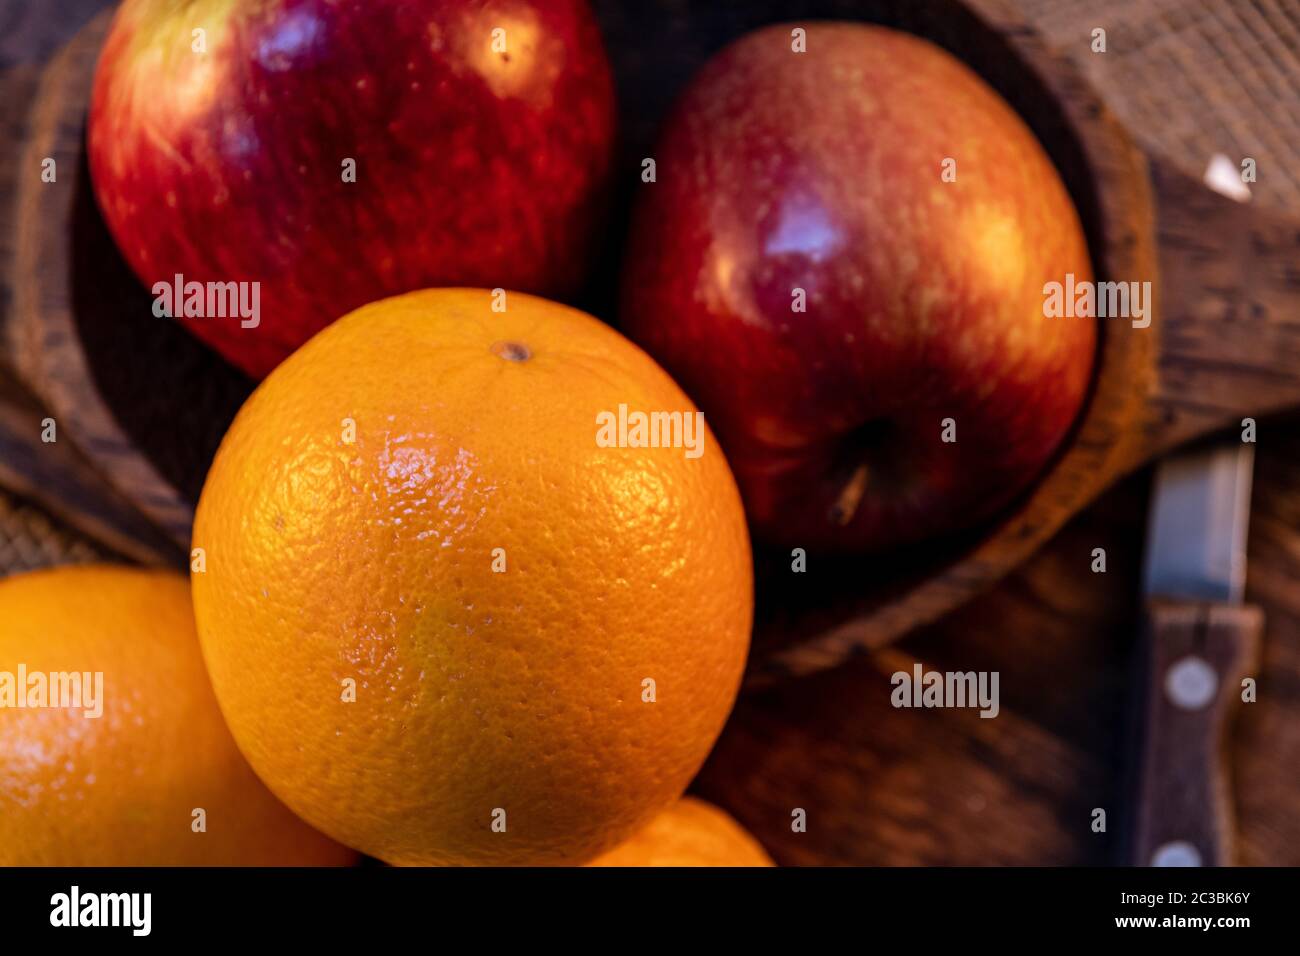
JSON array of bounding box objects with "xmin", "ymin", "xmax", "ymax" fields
[{"xmin": 1131, "ymin": 600, "xmax": 1262, "ymax": 866}]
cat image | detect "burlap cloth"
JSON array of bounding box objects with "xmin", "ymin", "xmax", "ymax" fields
[
  {"xmin": 2, "ymin": 0, "xmax": 1298, "ymax": 575},
  {"xmin": 0, "ymin": 489, "xmax": 102, "ymax": 573},
  {"xmin": 1025, "ymin": 0, "xmax": 1300, "ymax": 212}
]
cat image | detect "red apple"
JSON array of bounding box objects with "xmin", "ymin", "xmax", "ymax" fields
[
  {"xmin": 89, "ymin": 0, "xmax": 615, "ymax": 379},
  {"xmin": 620, "ymin": 23, "xmax": 1096, "ymax": 553}
]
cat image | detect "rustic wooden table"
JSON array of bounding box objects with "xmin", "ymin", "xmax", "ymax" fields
[
  {"xmin": 696, "ymin": 448, "xmax": 1300, "ymax": 865},
  {"xmin": 2, "ymin": 0, "xmax": 1297, "ymax": 865}
]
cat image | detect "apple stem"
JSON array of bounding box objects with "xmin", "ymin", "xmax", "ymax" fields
[{"xmin": 829, "ymin": 463, "xmax": 870, "ymax": 526}]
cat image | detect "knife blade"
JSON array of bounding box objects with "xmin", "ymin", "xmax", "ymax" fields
[
  {"xmin": 1143, "ymin": 442, "xmax": 1253, "ymax": 603},
  {"xmin": 1131, "ymin": 439, "xmax": 1262, "ymax": 866}
]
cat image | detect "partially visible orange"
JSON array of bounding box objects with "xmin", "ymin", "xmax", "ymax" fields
[
  {"xmin": 0, "ymin": 565, "xmax": 356, "ymax": 866},
  {"xmin": 192, "ymin": 288, "xmax": 754, "ymax": 866},
  {"xmin": 587, "ymin": 797, "xmax": 774, "ymax": 866}
]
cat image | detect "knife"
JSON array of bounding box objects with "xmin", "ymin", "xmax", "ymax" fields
[{"xmin": 1131, "ymin": 439, "xmax": 1261, "ymax": 866}]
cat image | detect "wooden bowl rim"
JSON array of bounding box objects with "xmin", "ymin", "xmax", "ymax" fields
[{"xmin": 13, "ymin": 8, "xmax": 197, "ymax": 549}]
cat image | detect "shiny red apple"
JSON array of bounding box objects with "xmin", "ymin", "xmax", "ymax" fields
[
  {"xmin": 620, "ymin": 23, "xmax": 1097, "ymax": 553},
  {"xmin": 89, "ymin": 0, "xmax": 616, "ymax": 378}
]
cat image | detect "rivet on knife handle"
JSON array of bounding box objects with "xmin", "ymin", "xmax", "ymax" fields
[{"xmin": 1132, "ymin": 601, "xmax": 1261, "ymax": 866}]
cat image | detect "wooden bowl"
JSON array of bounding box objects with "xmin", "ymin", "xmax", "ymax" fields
[{"xmin": 7, "ymin": 0, "xmax": 1300, "ymax": 684}]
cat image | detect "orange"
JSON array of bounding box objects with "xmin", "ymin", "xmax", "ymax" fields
[
  {"xmin": 587, "ymin": 797, "xmax": 774, "ymax": 867},
  {"xmin": 0, "ymin": 565, "xmax": 356, "ymax": 866},
  {"xmin": 192, "ymin": 288, "xmax": 753, "ymax": 866}
]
